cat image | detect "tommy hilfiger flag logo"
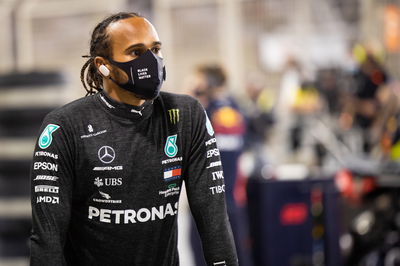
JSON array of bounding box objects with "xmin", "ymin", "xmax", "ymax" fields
[{"xmin": 164, "ymin": 166, "xmax": 182, "ymax": 181}]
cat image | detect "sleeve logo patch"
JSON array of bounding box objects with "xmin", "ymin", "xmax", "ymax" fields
[
  {"xmin": 165, "ymin": 135, "xmax": 178, "ymax": 158},
  {"xmin": 205, "ymin": 111, "xmax": 214, "ymax": 136},
  {"xmin": 38, "ymin": 124, "xmax": 60, "ymax": 149}
]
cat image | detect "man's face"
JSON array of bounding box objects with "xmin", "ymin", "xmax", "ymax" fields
[{"xmin": 107, "ymin": 17, "xmax": 162, "ymax": 83}]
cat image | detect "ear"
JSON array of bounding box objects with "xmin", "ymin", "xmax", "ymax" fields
[{"xmin": 94, "ymin": 56, "xmax": 111, "ymax": 75}]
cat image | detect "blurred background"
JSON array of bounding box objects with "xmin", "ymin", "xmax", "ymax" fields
[{"xmin": 1, "ymin": 0, "xmax": 400, "ymax": 265}]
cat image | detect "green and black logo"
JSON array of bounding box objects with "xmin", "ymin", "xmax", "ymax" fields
[
  {"xmin": 38, "ymin": 124, "xmax": 60, "ymax": 149},
  {"xmin": 164, "ymin": 135, "xmax": 178, "ymax": 158},
  {"xmin": 168, "ymin": 109, "xmax": 180, "ymax": 124},
  {"xmin": 168, "ymin": 183, "xmax": 177, "ymax": 189}
]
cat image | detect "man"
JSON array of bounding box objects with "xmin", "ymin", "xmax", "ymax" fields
[
  {"xmin": 190, "ymin": 65, "xmax": 245, "ymax": 214},
  {"xmin": 30, "ymin": 12, "xmax": 238, "ymax": 266},
  {"xmin": 188, "ymin": 65, "xmax": 252, "ymax": 266}
]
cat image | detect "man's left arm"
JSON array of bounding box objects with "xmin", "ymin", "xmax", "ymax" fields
[{"xmin": 184, "ymin": 100, "xmax": 239, "ymax": 266}]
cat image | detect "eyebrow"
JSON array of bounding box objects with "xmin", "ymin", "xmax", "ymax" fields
[{"xmin": 124, "ymin": 41, "xmax": 162, "ymax": 52}]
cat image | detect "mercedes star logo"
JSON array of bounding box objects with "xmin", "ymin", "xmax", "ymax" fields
[{"xmin": 98, "ymin": 146, "xmax": 115, "ymax": 164}]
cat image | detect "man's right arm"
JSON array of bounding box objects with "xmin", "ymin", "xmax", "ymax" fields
[{"xmin": 30, "ymin": 115, "xmax": 74, "ymax": 266}]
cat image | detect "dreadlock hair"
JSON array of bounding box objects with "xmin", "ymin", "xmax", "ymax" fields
[{"xmin": 80, "ymin": 12, "xmax": 142, "ymax": 96}]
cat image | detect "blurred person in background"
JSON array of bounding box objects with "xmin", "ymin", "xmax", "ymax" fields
[
  {"xmin": 29, "ymin": 12, "xmax": 239, "ymax": 266},
  {"xmin": 340, "ymin": 52, "xmax": 389, "ymax": 154},
  {"xmin": 275, "ymin": 58, "xmax": 323, "ymax": 166},
  {"xmin": 289, "ymin": 80, "xmax": 322, "ymax": 160},
  {"xmin": 273, "ymin": 58, "xmax": 303, "ymax": 163},
  {"xmin": 188, "ymin": 64, "xmax": 253, "ymax": 266},
  {"xmin": 376, "ymin": 80, "xmax": 400, "ymax": 160},
  {"xmin": 240, "ymin": 72, "xmax": 276, "ymax": 185},
  {"xmin": 243, "ymin": 71, "xmax": 275, "ymax": 149},
  {"xmin": 315, "ymin": 68, "xmax": 346, "ymax": 117}
]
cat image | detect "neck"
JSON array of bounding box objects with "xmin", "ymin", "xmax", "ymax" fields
[
  {"xmin": 103, "ymin": 80, "xmax": 145, "ymax": 106},
  {"xmin": 210, "ymin": 86, "xmax": 227, "ymax": 101}
]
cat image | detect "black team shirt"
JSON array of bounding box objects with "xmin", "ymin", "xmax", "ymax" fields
[{"xmin": 30, "ymin": 91, "xmax": 238, "ymax": 266}]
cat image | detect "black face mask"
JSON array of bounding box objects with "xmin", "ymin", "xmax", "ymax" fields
[{"xmin": 108, "ymin": 50, "xmax": 166, "ymax": 99}]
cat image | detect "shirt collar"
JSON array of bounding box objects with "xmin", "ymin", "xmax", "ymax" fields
[{"xmin": 96, "ymin": 90, "xmax": 154, "ymax": 120}]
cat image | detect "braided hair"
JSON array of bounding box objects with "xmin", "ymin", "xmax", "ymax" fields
[{"xmin": 81, "ymin": 12, "xmax": 142, "ymax": 95}]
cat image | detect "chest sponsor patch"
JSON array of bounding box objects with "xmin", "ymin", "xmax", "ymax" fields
[
  {"xmin": 161, "ymin": 156, "xmax": 182, "ymax": 165},
  {"xmin": 93, "ymin": 190, "xmax": 122, "ymax": 204},
  {"xmin": 98, "ymin": 146, "xmax": 116, "ymax": 164},
  {"xmin": 81, "ymin": 129, "xmax": 107, "ymax": 139},
  {"xmin": 168, "ymin": 109, "xmax": 180, "ymax": 124},
  {"xmin": 88, "ymin": 202, "xmax": 179, "ymax": 224},
  {"xmin": 159, "ymin": 184, "xmax": 181, "ymax": 198},
  {"xmin": 164, "ymin": 166, "xmax": 182, "ymax": 181},
  {"xmin": 93, "ymin": 166, "xmax": 123, "ymax": 171},
  {"xmin": 164, "ymin": 135, "xmax": 178, "ymax": 158}
]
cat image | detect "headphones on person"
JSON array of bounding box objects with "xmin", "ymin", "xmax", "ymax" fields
[{"xmin": 99, "ymin": 65, "xmax": 110, "ymax": 77}]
